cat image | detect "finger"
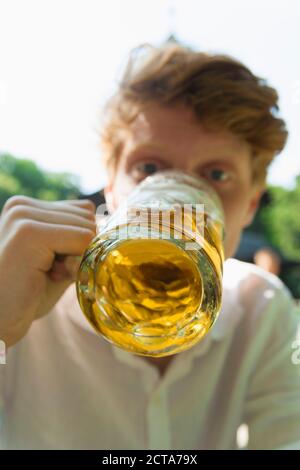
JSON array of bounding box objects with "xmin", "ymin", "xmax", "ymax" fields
[
  {"xmin": 2, "ymin": 196, "xmax": 96, "ymax": 219},
  {"xmin": 48, "ymin": 258, "xmax": 71, "ymax": 282},
  {"xmin": 7, "ymin": 205, "xmax": 96, "ymax": 231},
  {"xmin": 50, "ymin": 255, "xmax": 82, "ymax": 281},
  {"xmin": 37, "ymin": 222, "xmax": 96, "ymax": 257},
  {"xmin": 53, "ymin": 200, "xmax": 97, "ymax": 219},
  {"xmin": 56, "ymin": 255, "xmax": 82, "ymax": 282},
  {"xmin": 62, "ymin": 199, "xmax": 97, "ymax": 210}
]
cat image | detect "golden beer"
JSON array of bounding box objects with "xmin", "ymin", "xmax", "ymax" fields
[{"xmin": 76, "ymin": 171, "xmax": 224, "ymax": 357}]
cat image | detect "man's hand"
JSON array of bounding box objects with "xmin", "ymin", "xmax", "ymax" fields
[{"xmin": 0, "ymin": 195, "xmax": 97, "ymax": 347}]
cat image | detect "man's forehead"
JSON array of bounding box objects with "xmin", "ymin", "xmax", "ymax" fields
[
  {"xmin": 128, "ymin": 105, "xmax": 198, "ymax": 135},
  {"xmin": 124, "ymin": 106, "xmax": 249, "ymax": 157}
]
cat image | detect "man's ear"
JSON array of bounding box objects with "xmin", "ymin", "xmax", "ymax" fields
[
  {"xmin": 242, "ymin": 188, "xmax": 264, "ymax": 228},
  {"xmin": 104, "ymin": 183, "xmax": 116, "ymax": 214}
]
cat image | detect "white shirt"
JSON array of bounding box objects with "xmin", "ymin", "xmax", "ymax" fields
[{"xmin": 0, "ymin": 259, "xmax": 300, "ymax": 450}]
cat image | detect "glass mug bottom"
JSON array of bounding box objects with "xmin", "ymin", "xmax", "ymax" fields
[{"xmin": 76, "ymin": 208, "xmax": 223, "ymax": 357}]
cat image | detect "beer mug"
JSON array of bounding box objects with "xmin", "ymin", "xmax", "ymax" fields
[{"xmin": 76, "ymin": 170, "xmax": 225, "ymax": 357}]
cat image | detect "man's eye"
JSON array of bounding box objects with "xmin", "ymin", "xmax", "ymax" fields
[
  {"xmin": 130, "ymin": 161, "xmax": 162, "ymax": 179},
  {"xmin": 204, "ymin": 168, "xmax": 231, "ymax": 182}
]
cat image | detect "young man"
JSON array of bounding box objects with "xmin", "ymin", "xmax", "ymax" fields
[{"xmin": 0, "ymin": 44, "xmax": 299, "ymax": 450}]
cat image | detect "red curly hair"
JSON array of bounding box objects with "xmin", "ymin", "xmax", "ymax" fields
[{"xmin": 100, "ymin": 43, "xmax": 288, "ymax": 186}]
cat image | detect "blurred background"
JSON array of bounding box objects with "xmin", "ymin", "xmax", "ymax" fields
[{"xmin": 0, "ymin": 0, "xmax": 299, "ymax": 296}]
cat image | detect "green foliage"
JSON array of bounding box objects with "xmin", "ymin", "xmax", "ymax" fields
[
  {"xmin": 0, "ymin": 153, "xmax": 81, "ymax": 209},
  {"xmin": 245, "ymin": 178, "xmax": 300, "ymax": 297},
  {"xmin": 0, "ymin": 172, "xmax": 21, "ymax": 203},
  {"xmin": 259, "ymin": 177, "xmax": 300, "ymax": 261}
]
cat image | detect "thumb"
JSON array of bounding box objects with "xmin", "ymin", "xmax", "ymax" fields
[
  {"xmin": 48, "ymin": 255, "xmax": 82, "ymax": 282},
  {"xmin": 64, "ymin": 255, "xmax": 83, "ymax": 281}
]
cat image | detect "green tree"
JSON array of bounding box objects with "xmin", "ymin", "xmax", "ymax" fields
[
  {"xmin": 259, "ymin": 177, "xmax": 300, "ymax": 261},
  {"xmin": 0, "ymin": 153, "xmax": 81, "ymax": 210}
]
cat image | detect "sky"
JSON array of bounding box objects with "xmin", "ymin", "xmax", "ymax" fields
[{"xmin": 0, "ymin": 0, "xmax": 299, "ymax": 193}]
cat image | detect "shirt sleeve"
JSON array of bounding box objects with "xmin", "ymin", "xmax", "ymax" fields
[{"xmin": 243, "ymin": 286, "xmax": 300, "ymax": 449}]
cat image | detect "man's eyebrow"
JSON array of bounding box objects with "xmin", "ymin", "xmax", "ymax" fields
[{"xmin": 127, "ymin": 142, "xmax": 166, "ymax": 155}]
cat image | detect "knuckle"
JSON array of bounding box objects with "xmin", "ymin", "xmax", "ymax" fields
[
  {"xmin": 4, "ymin": 205, "xmax": 32, "ymax": 222},
  {"xmin": 79, "ymin": 199, "xmax": 96, "ymax": 211},
  {"xmin": 81, "ymin": 228, "xmax": 96, "ymax": 243},
  {"xmin": 13, "ymin": 219, "xmax": 40, "ymax": 240},
  {"xmin": 2, "ymin": 195, "xmax": 31, "ymax": 214}
]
